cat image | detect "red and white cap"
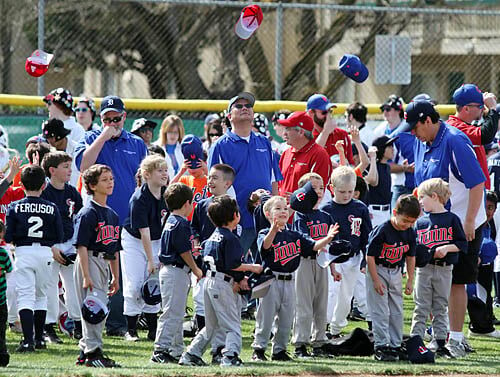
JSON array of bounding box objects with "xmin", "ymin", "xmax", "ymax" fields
[
  {"xmin": 25, "ymin": 50, "xmax": 54, "ymax": 77},
  {"xmin": 234, "ymin": 5, "xmax": 263, "ymax": 40}
]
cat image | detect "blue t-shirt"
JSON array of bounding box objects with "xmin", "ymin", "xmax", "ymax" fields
[
  {"xmin": 320, "ymin": 199, "xmax": 372, "ymax": 254},
  {"xmin": 73, "ymin": 200, "xmax": 120, "ymax": 256},
  {"xmin": 159, "ymin": 214, "xmax": 193, "ymax": 266},
  {"xmin": 41, "ymin": 183, "xmax": 83, "ymax": 243},
  {"xmin": 74, "ymin": 129, "xmax": 148, "ymax": 225},
  {"xmin": 123, "ymin": 184, "xmax": 168, "ymax": 240},
  {"xmin": 208, "ymin": 130, "xmax": 282, "ymax": 229},
  {"xmin": 202, "ymin": 227, "xmax": 244, "ymax": 281},
  {"xmin": 5, "ymin": 196, "xmax": 64, "ymax": 247},
  {"xmin": 368, "ymin": 162, "xmax": 391, "ymax": 205},
  {"xmin": 366, "ymin": 220, "xmax": 416, "ymax": 268},
  {"xmin": 293, "ymin": 209, "xmax": 334, "ymax": 258},
  {"xmin": 416, "ymin": 211, "xmax": 467, "ymax": 265},
  {"xmin": 257, "ymin": 228, "xmax": 316, "ymax": 273}
]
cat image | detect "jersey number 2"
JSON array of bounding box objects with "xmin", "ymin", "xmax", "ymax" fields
[{"xmin": 28, "ymin": 216, "xmax": 43, "ymax": 238}]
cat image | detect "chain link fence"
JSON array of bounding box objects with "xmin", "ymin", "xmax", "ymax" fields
[{"xmin": 1, "ymin": 0, "xmax": 500, "ymax": 152}]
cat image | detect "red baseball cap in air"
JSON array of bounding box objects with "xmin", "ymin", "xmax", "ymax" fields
[
  {"xmin": 278, "ymin": 111, "xmax": 314, "ymax": 132},
  {"xmin": 25, "ymin": 50, "xmax": 54, "ymax": 77},
  {"xmin": 234, "ymin": 5, "xmax": 263, "ymax": 40}
]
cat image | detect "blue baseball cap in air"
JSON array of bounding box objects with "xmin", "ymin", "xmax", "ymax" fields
[{"xmin": 339, "ymin": 54, "xmax": 369, "ymax": 83}]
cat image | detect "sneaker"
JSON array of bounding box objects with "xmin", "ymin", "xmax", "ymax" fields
[
  {"xmin": 445, "ymin": 338, "xmax": 467, "ymax": 358},
  {"xmin": 0, "ymin": 352, "xmax": 9, "ymax": 367},
  {"xmin": 391, "ymin": 347, "xmax": 405, "ymax": 361},
  {"xmin": 124, "ymin": 330, "xmax": 140, "ymax": 342},
  {"xmin": 137, "ymin": 314, "xmax": 149, "ymax": 330},
  {"xmin": 493, "ymin": 298, "xmax": 500, "ymax": 308},
  {"xmin": 427, "ymin": 338, "xmax": 439, "ymax": 352},
  {"xmin": 436, "ymin": 346, "xmax": 452, "ymax": 358},
  {"xmin": 424, "ymin": 326, "xmax": 433, "ymax": 342},
  {"xmin": 35, "ymin": 339, "xmax": 47, "ymax": 349},
  {"xmin": 179, "ymin": 352, "xmax": 206, "ymax": 366},
  {"xmin": 374, "ymin": 346, "xmax": 398, "ymax": 362},
  {"xmin": 211, "ymin": 346, "xmax": 224, "ymax": 365},
  {"xmin": 220, "ymin": 354, "xmax": 243, "ymax": 367},
  {"xmin": 86, "ymin": 350, "xmax": 120, "ymax": 368},
  {"xmin": 9, "ymin": 321, "xmax": 22, "ymax": 333},
  {"xmin": 151, "ymin": 350, "xmax": 177, "ymax": 364},
  {"xmin": 44, "ymin": 324, "xmax": 63, "ymax": 344},
  {"xmin": 76, "ymin": 350, "xmax": 86, "ymax": 366},
  {"xmin": 271, "ymin": 350, "xmax": 292, "ymax": 361},
  {"xmin": 348, "ymin": 307, "xmax": 366, "ymax": 321},
  {"xmin": 252, "ymin": 349, "xmax": 267, "ymax": 361},
  {"xmin": 294, "ymin": 345, "xmax": 311, "ymax": 358},
  {"xmin": 461, "ymin": 337, "xmax": 475, "ymax": 353},
  {"xmin": 16, "ymin": 340, "xmax": 35, "ymax": 353},
  {"xmin": 469, "ymin": 329, "xmax": 500, "ymax": 339}
]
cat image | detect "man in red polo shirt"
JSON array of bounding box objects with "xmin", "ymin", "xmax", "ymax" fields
[
  {"xmin": 447, "ymin": 84, "xmax": 499, "ymax": 190},
  {"xmin": 278, "ymin": 111, "xmax": 332, "ymax": 198},
  {"xmin": 306, "ymin": 94, "xmax": 354, "ymax": 165}
]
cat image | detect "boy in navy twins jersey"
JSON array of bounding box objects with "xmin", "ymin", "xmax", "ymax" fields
[
  {"xmin": 180, "ymin": 195, "xmax": 262, "ymax": 367},
  {"xmin": 291, "ymin": 173, "xmax": 337, "ymax": 358},
  {"xmin": 5, "ymin": 165, "xmax": 63, "ymax": 353},
  {"xmin": 410, "ymin": 178, "xmax": 467, "ymax": 358},
  {"xmin": 121, "ymin": 155, "xmax": 169, "ymax": 342},
  {"xmin": 152, "ymin": 183, "xmax": 203, "ymax": 364},
  {"xmin": 253, "ymin": 196, "xmax": 339, "ymax": 361},
  {"xmin": 366, "ymin": 194, "xmax": 419, "ymax": 362},
  {"xmin": 73, "ymin": 165, "xmax": 120, "ymax": 368},
  {"xmin": 321, "ymin": 166, "xmax": 372, "ymax": 338},
  {"xmin": 41, "ymin": 151, "xmax": 83, "ymax": 343}
]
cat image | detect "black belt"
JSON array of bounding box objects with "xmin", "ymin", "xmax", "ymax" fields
[
  {"xmin": 91, "ymin": 251, "xmax": 115, "ymax": 260},
  {"xmin": 371, "ymin": 204, "xmax": 390, "ymax": 211},
  {"xmin": 376, "ymin": 261, "xmax": 400, "ymax": 269},
  {"xmin": 276, "ymin": 274, "xmax": 293, "ymax": 281},
  {"xmin": 430, "ymin": 260, "xmax": 451, "ymax": 267},
  {"xmin": 208, "ymin": 270, "xmax": 233, "ymax": 283}
]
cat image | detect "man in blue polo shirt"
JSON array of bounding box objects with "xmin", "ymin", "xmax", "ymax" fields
[
  {"xmin": 406, "ymin": 100, "xmax": 486, "ymax": 358},
  {"xmin": 74, "ymin": 95, "xmax": 148, "ymax": 336},
  {"xmin": 208, "ymin": 92, "xmax": 282, "ymax": 254}
]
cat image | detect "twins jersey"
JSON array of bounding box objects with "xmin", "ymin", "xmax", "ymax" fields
[
  {"xmin": 257, "ymin": 228, "xmax": 315, "ymax": 273},
  {"xmin": 320, "ymin": 199, "xmax": 372, "ymax": 254},
  {"xmin": 487, "ymin": 151, "xmax": 500, "ymax": 198},
  {"xmin": 123, "ymin": 184, "xmax": 168, "ymax": 241},
  {"xmin": 191, "ymin": 197, "xmax": 215, "ymax": 242},
  {"xmin": 0, "ymin": 186, "xmax": 24, "ymax": 223},
  {"xmin": 159, "ymin": 214, "xmax": 193, "ymax": 267},
  {"xmin": 293, "ymin": 209, "xmax": 334, "ymax": 256},
  {"xmin": 415, "ymin": 211, "xmax": 467, "ymax": 265},
  {"xmin": 73, "ymin": 200, "xmax": 120, "ymax": 257},
  {"xmin": 367, "ymin": 220, "xmax": 416, "ymax": 268},
  {"xmin": 5, "ymin": 196, "xmax": 63, "ymax": 247},
  {"xmin": 41, "ymin": 183, "xmax": 83, "ymax": 243},
  {"xmin": 202, "ymin": 227, "xmax": 244, "ymax": 281}
]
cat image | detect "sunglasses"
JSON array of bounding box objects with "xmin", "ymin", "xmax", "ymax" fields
[
  {"xmin": 233, "ymin": 104, "xmax": 253, "ymax": 109},
  {"xmin": 75, "ymin": 108, "xmax": 89, "ymax": 113},
  {"xmin": 209, "ymin": 133, "xmax": 222, "ymax": 137},
  {"xmin": 102, "ymin": 116, "xmax": 123, "ymax": 124},
  {"xmin": 45, "ymin": 100, "xmax": 53, "ymax": 106}
]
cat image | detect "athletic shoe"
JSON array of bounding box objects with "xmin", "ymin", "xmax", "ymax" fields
[
  {"xmin": 178, "ymin": 352, "xmax": 207, "ymax": 366},
  {"xmin": 0, "ymin": 352, "xmax": 9, "ymax": 367},
  {"xmin": 151, "ymin": 350, "xmax": 177, "ymax": 364},
  {"xmin": 251, "ymin": 349, "xmax": 267, "ymax": 361},
  {"xmin": 86, "ymin": 353, "xmax": 121, "ymax": 368},
  {"xmin": 468, "ymin": 329, "xmax": 500, "ymax": 339},
  {"xmin": 493, "ymin": 298, "xmax": 500, "ymax": 308},
  {"xmin": 211, "ymin": 346, "xmax": 224, "ymax": 365},
  {"xmin": 348, "ymin": 307, "xmax": 366, "ymax": 321},
  {"xmin": 461, "ymin": 337, "xmax": 475, "ymax": 353},
  {"xmin": 16, "ymin": 340, "xmax": 35, "ymax": 353},
  {"xmin": 220, "ymin": 354, "xmax": 243, "ymax": 367},
  {"xmin": 445, "ymin": 338, "xmax": 467, "ymax": 358},
  {"xmin": 427, "ymin": 339, "xmax": 439, "ymax": 352},
  {"xmin": 374, "ymin": 346, "xmax": 398, "ymax": 362},
  {"xmin": 424, "ymin": 326, "xmax": 433, "ymax": 342},
  {"xmin": 435, "ymin": 346, "xmax": 452, "ymax": 358},
  {"xmin": 35, "ymin": 339, "xmax": 47, "ymax": 350},
  {"xmin": 124, "ymin": 330, "xmax": 140, "ymax": 342},
  {"xmin": 9, "ymin": 321, "xmax": 22, "ymax": 333},
  {"xmin": 271, "ymin": 350, "xmax": 292, "ymax": 361},
  {"xmin": 294, "ymin": 345, "xmax": 311, "ymax": 358},
  {"xmin": 44, "ymin": 324, "xmax": 63, "ymax": 344},
  {"xmin": 391, "ymin": 346, "xmax": 405, "ymax": 361},
  {"xmin": 76, "ymin": 350, "xmax": 86, "ymax": 366},
  {"xmin": 137, "ymin": 314, "xmax": 148, "ymax": 330}
]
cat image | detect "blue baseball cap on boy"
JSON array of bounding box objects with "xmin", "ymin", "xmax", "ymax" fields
[
  {"xmin": 452, "ymin": 84, "xmax": 484, "ymax": 107},
  {"xmin": 181, "ymin": 134, "xmax": 204, "ymax": 169},
  {"xmin": 289, "ymin": 181, "xmax": 318, "ymax": 214},
  {"xmin": 306, "ymin": 94, "xmax": 336, "ymax": 111}
]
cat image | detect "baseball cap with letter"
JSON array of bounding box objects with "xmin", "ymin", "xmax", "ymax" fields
[
  {"xmin": 100, "ymin": 95, "xmax": 125, "ymax": 115},
  {"xmin": 289, "ymin": 181, "xmax": 318, "ymax": 214},
  {"xmin": 453, "ymin": 84, "xmax": 484, "ymax": 106},
  {"xmin": 278, "ymin": 111, "xmax": 314, "ymax": 132},
  {"xmin": 227, "ymin": 92, "xmax": 255, "ymax": 112},
  {"xmin": 404, "ymin": 101, "xmax": 439, "ymax": 130},
  {"xmin": 306, "ymin": 94, "xmax": 336, "ymax": 111}
]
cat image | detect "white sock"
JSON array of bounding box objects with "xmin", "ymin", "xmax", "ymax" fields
[{"xmin": 449, "ymin": 331, "xmax": 463, "ymax": 342}]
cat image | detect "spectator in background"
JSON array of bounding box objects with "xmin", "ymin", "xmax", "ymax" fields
[
  {"xmin": 345, "ymin": 102, "xmax": 373, "ymax": 147},
  {"xmin": 271, "ymin": 110, "xmax": 291, "ymax": 155},
  {"xmin": 306, "ymin": 94, "xmax": 354, "ymax": 166},
  {"xmin": 202, "ymin": 113, "xmax": 220, "ymax": 144},
  {"xmin": 75, "ymin": 97, "xmax": 100, "ymax": 132},
  {"xmin": 203, "ymin": 118, "xmax": 223, "ymax": 153},
  {"xmin": 43, "ymin": 88, "xmax": 85, "ymax": 143},
  {"xmin": 131, "ymin": 118, "xmax": 157, "ymax": 147},
  {"xmin": 12, "ymin": 142, "xmax": 51, "ymax": 187},
  {"xmin": 155, "ymin": 115, "xmax": 185, "ymax": 180}
]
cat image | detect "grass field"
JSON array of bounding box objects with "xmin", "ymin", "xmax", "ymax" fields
[{"xmin": 1, "ymin": 294, "xmax": 500, "ymax": 377}]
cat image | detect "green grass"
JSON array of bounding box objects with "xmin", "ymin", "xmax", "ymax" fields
[{"xmin": 1, "ymin": 296, "xmax": 499, "ymax": 376}]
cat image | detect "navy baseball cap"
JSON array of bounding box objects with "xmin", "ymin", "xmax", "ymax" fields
[
  {"xmin": 404, "ymin": 101, "xmax": 438, "ymax": 130},
  {"xmin": 405, "ymin": 335, "xmax": 435, "ymax": 364},
  {"xmin": 100, "ymin": 95, "xmax": 125, "ymax": 115},
  {"xmin": 453, "ymin": 84, "xmax": 484, "ymax": 106},
  {"xmin": 181, "ymin": 134, "xmax": 204, "ymax": 169},
  {"xmin": 306, "ymin": 94, "xmax": 336, "ymax": 111},
  {"xmin": 412, "ymin": 93, "xmax": 437, "ymax": 105},
  {"xmin": 131, "ymin": 118, "xmax": 157, "ymax": 135},
  {"xmin": 338, "ymin": 54, "xmax": 369, "ymax": 83},
  {"xmin": 227, "ymin": 92, "xmax": 255, "ymax": 112},
  {"xmin": 289, "ymin": 181, "xmax": 318, "ymax": 214},
  {"xmin": 42, "ymin": 118, "xmax": 71, "ymax": 141}
]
